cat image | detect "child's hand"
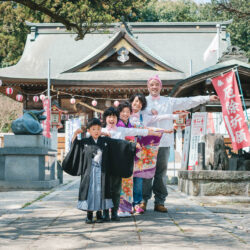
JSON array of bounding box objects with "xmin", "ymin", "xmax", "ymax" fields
[
  {"xmin": 148, "ymin": 130, "xmax": 161, "ymax": 137},
  {"xmin": 151, "ymin": 109, "xmax": 158, "ymax": 115},
  {"xmin": 101, "ymin": 131, "xmax": 111, "ymax": 137},
  {"xmin": 174, "ymin": 110, "xmax": 189, "ymax": 119},
  {"xmin": 75, "ymin": 128, "xmax": 83, "ymax": 134},
  {"xmin": 178, "ymin": 112, "xmax": 189, "ymax": 119},
  {"xmin": 164, "ymin": 129, "xmax": 174, "ymax": 134},
  {"xmin": 72, "ymin": 128, "xmax": 83, "ymax": 142},
  {"xmin": 136, "ymin": 143, "xmax": 141, "ymax": 150}
]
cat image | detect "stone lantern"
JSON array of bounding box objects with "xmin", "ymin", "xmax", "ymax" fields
[{"xmin": 51, "ymin": 102, "xmax": 67, "ymax": 129}]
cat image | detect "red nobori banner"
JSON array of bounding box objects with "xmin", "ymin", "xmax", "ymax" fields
[
  {"xmin": 42, "ymin": 98, "xmax": 51, "ymax": 138},
  {"xmin": 212, "ymin": 70, "xmax": 250, "ymax": 150}
]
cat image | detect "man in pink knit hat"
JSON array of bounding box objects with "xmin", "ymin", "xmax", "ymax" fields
[{"xmin": 140, "ymin": 75, "xmax": 219, "ymax": 213}]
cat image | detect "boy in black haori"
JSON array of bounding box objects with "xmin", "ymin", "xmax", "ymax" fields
[{"xmin": 62, "ymin": 118, "xmax": 136, "ymax": 224}]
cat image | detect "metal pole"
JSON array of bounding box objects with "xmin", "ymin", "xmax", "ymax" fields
[
  {"xmin": 189, "ymin": 59, "xmax": 192, "ymax": 76},
  {"xmin": 216, "ymin": 24, "xmax": 220, "ymax": 62},
  {"xmin": 48, "ymin": 58, "xmax": 51, "ymax": 99},
  {"xmin": 235, "ymin": 68, "xmax": 249, "ymax": 122},
  {"xmin": 47, "ymin": 58, "xmax": 51, "ymax": 138}
]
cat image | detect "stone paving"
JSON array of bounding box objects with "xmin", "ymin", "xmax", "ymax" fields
[{"xmin": 0, "ymin": 174, "xmax": 249, "ymax": 250}]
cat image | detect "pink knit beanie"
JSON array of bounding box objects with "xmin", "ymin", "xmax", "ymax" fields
[{"xmin": 147, "ymin": 75, "xmax": 162, "ymax": 88}]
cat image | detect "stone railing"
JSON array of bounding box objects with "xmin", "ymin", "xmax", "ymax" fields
[{"xmin": 178, "ymin": 170, "xmax": 250, "ymax": 196}]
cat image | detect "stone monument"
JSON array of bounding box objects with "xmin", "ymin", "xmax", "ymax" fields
[
  {"xmin": 178, "ymin": 133, "xmax": 250, "ymax": 196},
  {"xmin": 0, "ymin": 110, "xmax": 61, "ymax": 190},
  {"xmin": 11, "ymin": 109, "xmax": 46, "ymax": 135}
]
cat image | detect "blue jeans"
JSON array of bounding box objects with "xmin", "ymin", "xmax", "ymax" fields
[{"xmin": 133, "ymin": 177, "xmax": 143, "ymax": 206}]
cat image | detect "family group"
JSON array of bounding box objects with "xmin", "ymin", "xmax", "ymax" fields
[{"xmin": 62, "ymin": 75, "xmax": 219, "ymax": 224}]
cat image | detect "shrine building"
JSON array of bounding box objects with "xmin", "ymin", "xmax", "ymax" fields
[{"xmin": 0, "ymin": 20, "xmax": 249, "ymax": 124}]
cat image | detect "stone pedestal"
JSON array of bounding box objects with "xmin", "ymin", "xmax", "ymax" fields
[
  {"xmin": 0, "ymin": 135, "xmax": 60, "ymax": 190},
  {"xmin": 178, "ymin": 170, "xmax": 250, "ymax": 196}
]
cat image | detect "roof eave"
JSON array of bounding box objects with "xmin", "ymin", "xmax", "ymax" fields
[
  {"xmin": 25, "ymin": 20, "xmax": 233, "ymax": 28},
  {"xmin": 170, "ymin": 61, "xmax": 250, "ymax": 97}
]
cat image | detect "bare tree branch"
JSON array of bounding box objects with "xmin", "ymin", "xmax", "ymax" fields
[{"xmin": 215, "ymin": 2, "xmax": 250, "ymax": 18}]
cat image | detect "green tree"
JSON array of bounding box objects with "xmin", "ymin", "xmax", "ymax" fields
[
  {"xmin": 0, "ymin": 0, "xmax": 249, "ymax": 67},
  {"xmin": 1, "ymin": 0, "xmax": 147, "ymax": 40},
  {"xmin": 0, "ymin": 0, "xmax": 147, "ymax": 66},
  {"xmin": 212, "ymin": 0, "xmax": 250, "ymax": 58},
  {"xmin": 136, "ymin": 0, "xmax": 201, "ymax": 22},
  {"xmin": 137, "ymin": 0, "xmax": 249, "ymax": 59},
  {"xmin": 0, "ymin": 2, "xmax": 48, "ymax": 66}
]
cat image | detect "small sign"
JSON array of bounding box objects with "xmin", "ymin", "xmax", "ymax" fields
[
  {"xmin": 51, "ymin": 104, "xmax": 67, "ymax": 128},
  {"xmin": 65, "ymin": 118, "xmax": 81, "ymax": 153},
  {"xmin": 188, "ymin": 112, "xmax": 207, "ymax": 170},
  {"xmin": 52, "ymin": 113, "xmax": 59, "ymax": 123},
  {"xmin": 181, "ymin": 119, "xmax": 192, "ymax": 170}
]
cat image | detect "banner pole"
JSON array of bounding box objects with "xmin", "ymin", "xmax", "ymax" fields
[
  {"xmin": 216, "ymin": 24, "xmax": 220, "ymax": 62},
  {"xmin": 235, "ymin": 68, "xmax": 249, "ymax": 122},
  {"xmin": 48, "ymin": 58, "xmax": 51, "ymax": 99}
]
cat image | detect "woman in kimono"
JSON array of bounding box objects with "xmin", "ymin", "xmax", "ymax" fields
[
  {"xmin": 62, "ymin": 118, "xmax": 136, "ymax": 224},
  {"xmin": 101, "ymin": 107, "xmax": 161, "ymax": 221},
  {"xmin": 117, "ymin": 101, "xmax": 176, "ymax": 216}
]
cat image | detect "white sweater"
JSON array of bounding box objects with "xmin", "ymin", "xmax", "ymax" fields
[{"xmin": 145, "ymin": 95, "xmax": 210, "ymax": 147}]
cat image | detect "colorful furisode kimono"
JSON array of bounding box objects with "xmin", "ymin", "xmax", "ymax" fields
[
  {"xmin": 118, "ymin": 113, "xmax": 175, "ymax": 212},
  {"xmin": 116, "ymin": 119, "xmax": 135, "ymax": 213},
  {"xmin": 130, "ymin": 112, "xmax": 162, "ymax": 179}
]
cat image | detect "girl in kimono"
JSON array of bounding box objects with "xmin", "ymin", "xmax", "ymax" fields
[
  {"xmin": 101, "ymin": 107, "xmax": 161, "ymax": 221},
  {"xmin": 116, "ymin": 101, "xmax": 137, "ymax": 217},
  {"xmin": 62, "ymin": 118, "xmax": 136, "ymax": 224}
]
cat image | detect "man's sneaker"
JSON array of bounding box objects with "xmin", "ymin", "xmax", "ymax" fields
[
  {"xmin": 139, "ymin": 202, "xmax": 147, "ymax": 211},
  {"xmin": 134, "ymin": 205, "xmax": 144, "ymax": 214},
  {"xmin": 118, "ymin": 210, "xmax": 132, "ymax": 217},
  {"xmin": 154, "ymin": 204, "xmax": 168, "ymax": 213}
]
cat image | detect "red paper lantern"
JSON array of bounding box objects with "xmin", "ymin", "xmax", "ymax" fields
[
  {"xmin": 16, "ymin": 94, "xmax": 23, "ymax": 102},
  {"xmin": 70, "ymin": 97, "xmax": 76, "ymax": 104},
  {"xmin": 33, "ymin": 95, "xmax": 39, "ymax": 102},
  {"xmin": 40, "ymin": 94, "xmax": 46, "ymax": 101},
  {"xmin": 114, "ymin": 100, "xmax": 120, "ymax": 107},
  {"xmin": 6, "ymin": 87, "xmax": 13, "ymax": 95},
  {"xmin": 92, "ymin": 99, "xmax": 97, "ymax": 106}
]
